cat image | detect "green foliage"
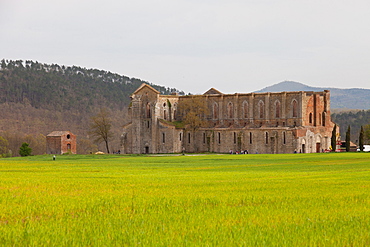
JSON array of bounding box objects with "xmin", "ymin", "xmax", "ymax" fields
[
  {"xmin": 345, "ymin": 125, "xmax": 351, "ymax": 152},
  {"xmin": 0, "ymin": 154, "xmax": 369, "ymax": 245},
  {"xmin": 19, "ymin": 142, "xmax": 32, "ymax": 156},
  {"xmin": 331, "ymin": 109, "xmax": 370, "ymax": 143},
  {"xmin": 359, "ymin": 126, "xmax": 364, "ymax": 151},
  {"xmin": 0, "ymin": 59, "xmax": 184, "ymax": 112},
  {"xmin": 331, "ymin": 124, "xmax": 337, "ymax": 151}
]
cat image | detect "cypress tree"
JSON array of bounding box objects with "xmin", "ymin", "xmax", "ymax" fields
[
  {"xmin": 359, "ymin": 126, "xmax": 364, "ymax": 151},
  {"xmin": 331, "ymin": 124, "xmax": 337, "ymax": 152},
  {"xmin": 345, "ymin": 125, "xmax": 351, "ymax": 152}
]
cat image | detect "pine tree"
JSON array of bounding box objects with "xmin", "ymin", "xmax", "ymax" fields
[{"xmin": 19, "ymin": 142, "xmax": 32, "ymax": 156}]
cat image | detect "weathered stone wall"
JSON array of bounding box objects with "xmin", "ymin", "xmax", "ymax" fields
[
  {"xmin": 122, "ymin": 84, "xmax": 335, "ymax": 154},
  {"xmin": 46, "ymin": 131, "xmax": 76, "ymax": 154},
  {"xmin": 46, "ymin": 136, "xmax": 61, "ymax": 154}
]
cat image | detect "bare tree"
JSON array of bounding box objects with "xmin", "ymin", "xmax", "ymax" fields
[{"xmin": 89, "ymin": 108, "xmax": 114, "ymax": 154}]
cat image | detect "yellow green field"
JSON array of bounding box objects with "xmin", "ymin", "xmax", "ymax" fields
[{"xmin": 0, "ymin": 153, "xmax": 369, "ymax": 246}]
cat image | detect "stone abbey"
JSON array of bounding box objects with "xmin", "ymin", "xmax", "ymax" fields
[{"xmin": 121, "ymin": 83, "xmax": 335, "ymax": 154}]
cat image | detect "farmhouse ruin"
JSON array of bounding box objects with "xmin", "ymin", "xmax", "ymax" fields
[
  {"xmin": 121, "ymin": 83, "xmax": 335, "ymax": 154},
  {"xmin": 46, "ymin": 131, "xmax": 76, "ymax": 154}
]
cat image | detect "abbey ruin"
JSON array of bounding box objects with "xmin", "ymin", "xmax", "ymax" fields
[{"xmin": 121, "ymin": 83, "xmax": 335, "ymax": 154}]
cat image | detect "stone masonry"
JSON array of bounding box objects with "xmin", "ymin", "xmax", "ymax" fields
[
  {"xmin": 121, "ymin": 83, "xmax": 335, "ymax": 154},
  {"xmin": 46, "ymin": 131, "xmax": 77, "ymax": 154}
]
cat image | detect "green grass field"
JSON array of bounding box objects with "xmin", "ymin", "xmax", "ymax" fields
[{"xmin": 0, "ymin": 153, "xmax": 369, "ymax": 246}]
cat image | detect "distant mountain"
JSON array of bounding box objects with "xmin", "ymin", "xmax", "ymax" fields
[{"xmin": 255, "ymin": 81, "xmax": 370, "ymax": 110}]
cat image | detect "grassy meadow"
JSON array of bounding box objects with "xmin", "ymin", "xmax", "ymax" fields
[{"xmin": 0, "ymin": 153, "xmax": 369, "ymax": 246}]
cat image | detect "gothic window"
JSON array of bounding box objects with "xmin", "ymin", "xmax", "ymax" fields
[
  {"xmin": 234, "ymin": 132, "xmax": 237, "ymax": 144},
  {"xmin": 265, "ymin": 132, "xmax": 269, "ymax": 144},
  {"xmin": 146, "ymin": 102, "xmax": 151, "ymax": 118},
  {"xmin": 67, "ymin": 144, "xmax": 71, "ymax": 150},
  {"xmin": 275, "ymin": 101, "xmax": 281, "ymax": 118},
  {"xmin": 162, "ymin": 133, "xmax": 165, "ymax": 143},
  {"xmin": 292, "ymin": 100, "xmax": 298, "ymax": 118},
  {"xmin": 259, "ymin": 101, "xmax": 265, "ymax": 119},
  {"xmin": 243, "ymin": 101, "xmax": 248, "ymax": 118},
  {"xmin": 218, "ymin": 132, "xmax": 221, "ymax": 144},
  {"xmin": 173, "ymin": 110, "xmax": 177, "ymax": 120},
  {"xmin": 322, "ymin": 112, "xmax": 326, "ymax": 126},
  {"xmin": 283, "ymin": 132, "xmax": 286, "ymax": 145},
  {"xmin": 228, "ymin": 102, "xmax": 233, "ymax": 119},
  {"xmin": 180, "ymin": 133, "xmax": 182, "ymax": 141},
  {"xmin": 163, "ymin": 103, "xmax": 167, "ymax": 120},
  {"xmin": 309, "ymin": 113, "xmax": 313, "ymax": 124},
  {"xmin": 203, "ymin": 133, "xmax": 206, "ymax": 144},
  {"xmin": 213, "ymin": 103, "xmax": 218, "ymax": 119},
  {"xmin": 249, "ymin": 132, "xmax": 253, "ymax": 144},
  {"xmin": 188, "ymin": 133, "xmax": 191, "ymax": 144}
]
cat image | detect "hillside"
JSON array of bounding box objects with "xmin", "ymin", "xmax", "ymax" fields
[
  {"xmin": 256, "ymin": 81, "xmax": 370, "ymax": 110},
  {"xmin": 0, "ymin": 59, "xmax": 184, "ymax": 155}
]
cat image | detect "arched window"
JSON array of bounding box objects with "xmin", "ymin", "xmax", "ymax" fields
[
  {"xmin": 275, "ymin": 101, "xmax": 281, "ymax": 118},
  {"xmin": 322, "ymin": 112, "xmax": 326, "ymax": 126},
  {"xmin": 292, "ymin": 100, "xmax": 298, "ymax": 118},
  {"xmin": 259, "ymin": 101, "xmax": 264, "ymax": 119},
  {"xmin": 243, "ymin": 101, "xmax": 248, "ymax": 118},
  {"xmin": 309, "ymin": 113, "xmax": 313, "ymax": 124},
  {"xmin": 228, "ymin": 102, "xmax": 233, "ymax": 119},
  {"xmin": 67, "ymin": 144, "xmax": 71, "ymax": 150},
  {"xmin": 146, "ymin": 102, "xmax": 151, "ymax": 118},
  {"xmin": 163, "ymin": 103, "xmax": 167, "ymax": 120},
  {"xmin": 213, "ymin": 103, "xmax": 218, "ymax": 119}
]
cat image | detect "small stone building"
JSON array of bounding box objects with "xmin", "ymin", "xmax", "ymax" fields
[
  {"xmin": 46, "ymin": 131, "xmax": 76, "ymax": 154},
  {"xmin": 121, "ymin": 83, "xmax": 336, "ymax": 154}
]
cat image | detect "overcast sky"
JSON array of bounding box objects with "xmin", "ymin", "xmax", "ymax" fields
[{"xmin": 1, "ymin": 0, "xmax": 370, "ymax": 94}]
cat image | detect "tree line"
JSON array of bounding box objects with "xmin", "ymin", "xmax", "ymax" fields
[{"xmin": 331, "ymin": 109, "xmax": 370, "ymax": 144}]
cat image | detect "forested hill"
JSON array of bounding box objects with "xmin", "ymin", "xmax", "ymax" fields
[
  {"xmin": 0, "ymin": 59, "xmax": 184, "ymax": 111},
  {"xmin": 0, "ymin": 59, "xmax": 184, "ymax": 155}
]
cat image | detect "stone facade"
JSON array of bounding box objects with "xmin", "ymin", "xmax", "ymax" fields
[
  {"xmin": 46, "ymin": 131, "xmax": 77, "ymax": 154},
  {"xmin": 121, "ymin": 84, "xmax": 335, "ymax": 154}
]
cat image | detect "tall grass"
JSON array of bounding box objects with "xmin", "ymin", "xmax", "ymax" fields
[{"xmin": 0, "ymin": 153, "xmax": 369, "ymax": 246}]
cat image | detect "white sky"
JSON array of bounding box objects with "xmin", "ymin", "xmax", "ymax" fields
[{"xmin": 1, "ymin": 0, "xmax": 370, "ymax": 94}]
